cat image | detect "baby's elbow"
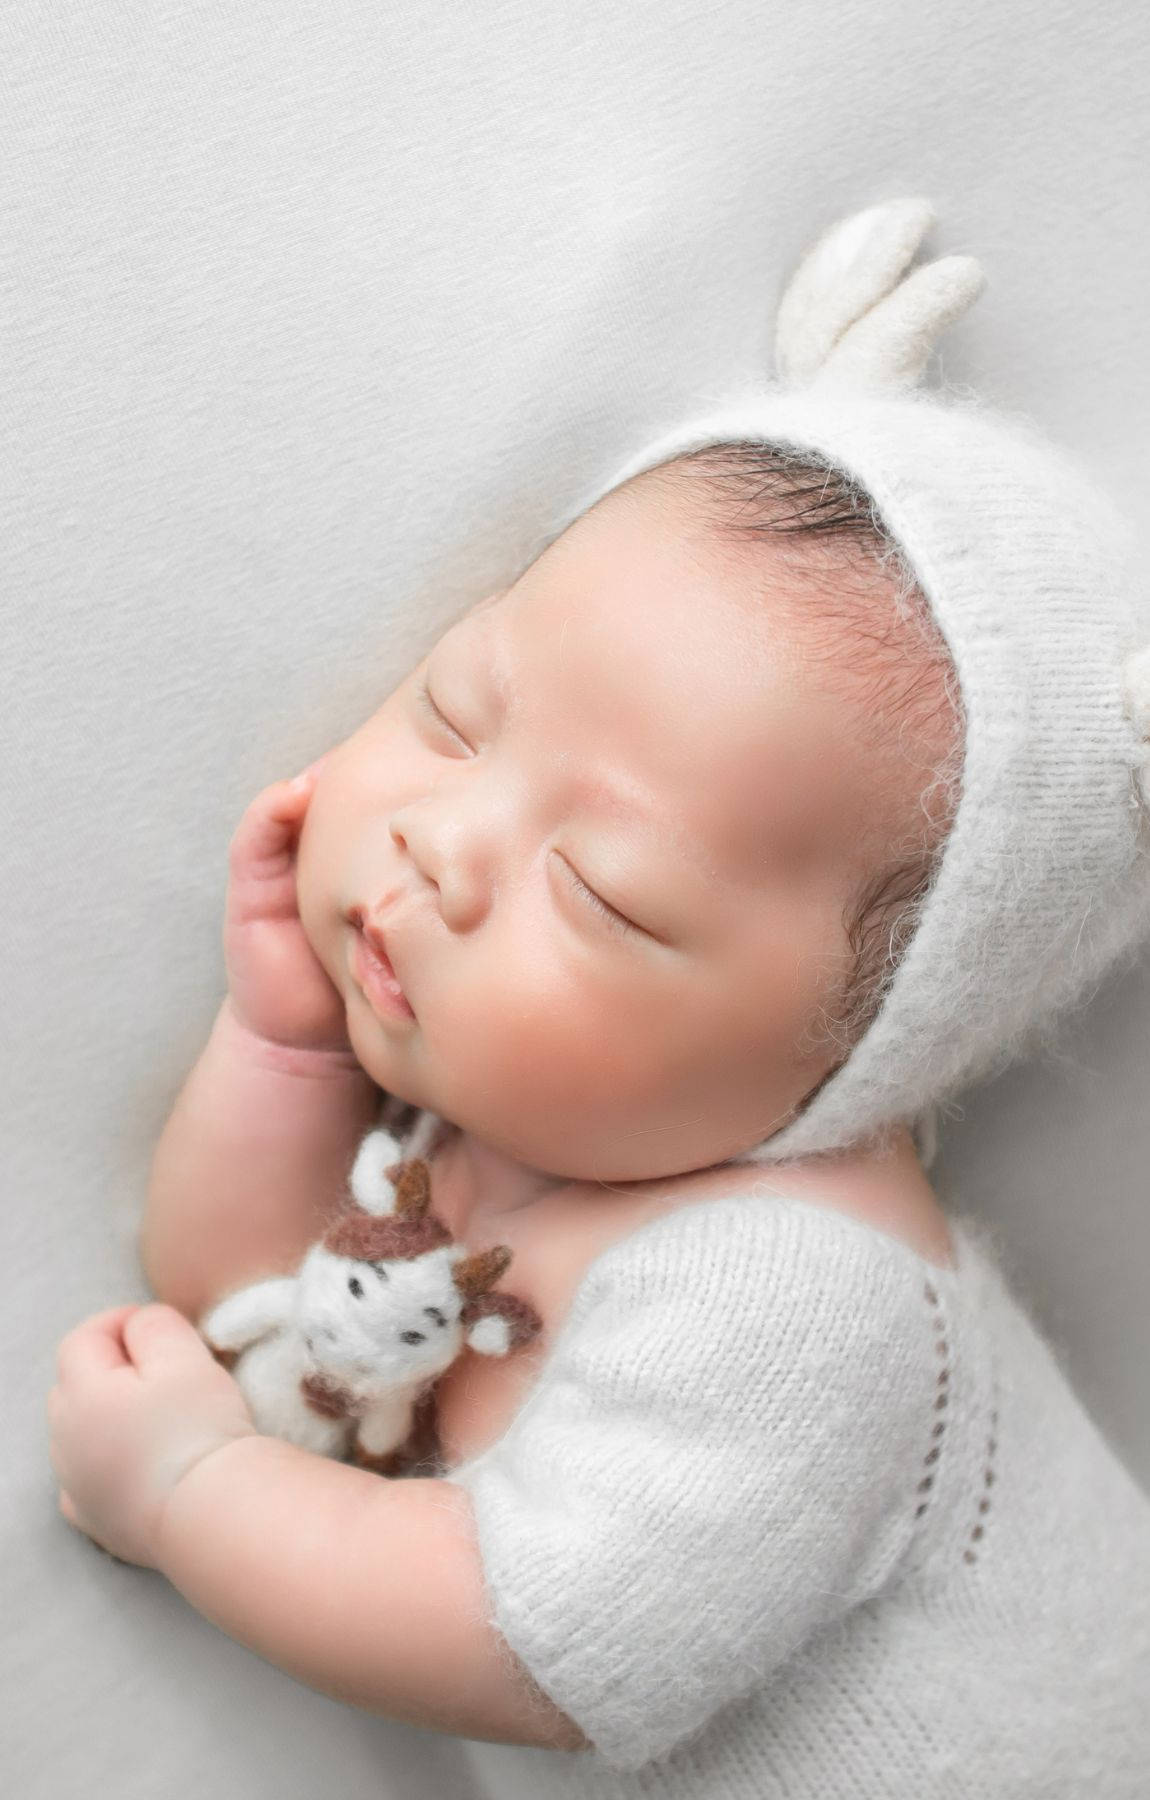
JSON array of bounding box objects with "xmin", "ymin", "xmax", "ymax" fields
[
  {"xmin": 468, "ymin": 1670, "xmax": 592, "ymax": 1755},
  {"xmin": 136, "ymin": 1226, "xmax": 212, "ymax": 1325},
  {"xmin": 548, "ymin": 1714, "xmax": 593, "ymax": 1754},
  {"xmin": 498, "ymin": 1630, "xmax": 596, "ymax": 1753}
]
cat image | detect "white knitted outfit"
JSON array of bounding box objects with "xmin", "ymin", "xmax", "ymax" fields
[
  {"xmin": 442, "ymin": 1196, "xmax": 1150, "ymax": 1797},
  {"xmin": 404, "ymin": 204, "xmax": 1150, "ymax": 1793}
]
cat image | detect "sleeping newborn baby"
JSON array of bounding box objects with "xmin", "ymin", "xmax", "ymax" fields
[
  {"xmin": 120, "ymin": 202, "xmax": 1150, "ymax": 1796},
  {"xmin": 303, "ymin": 446, "xmax": 961, "ymax": 1248}
]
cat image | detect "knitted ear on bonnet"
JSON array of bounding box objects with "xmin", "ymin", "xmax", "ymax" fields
[{"xmin": 560, "ymin": 198, "xmax": 1150, "ymax": 1165}]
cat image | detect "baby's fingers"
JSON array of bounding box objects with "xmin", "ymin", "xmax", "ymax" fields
[
  {"xmin": 227, "ymin": 757, "xmax": 331, "ymax": 876},
  {"xmin": 285, "ymin": 754, "xmax": 332, "ymax": 796},
  {"xmin": 56, "ymin": 1306, "xmax": 141, "ymax": 1384},
  {"xmin": 121, "ymin": 1303, "xmax": 217, "ymax": 1376}
]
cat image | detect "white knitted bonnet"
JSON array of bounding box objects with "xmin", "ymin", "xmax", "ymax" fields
[{"xmin": 559, "ymin": 198, "xmax": 1150, "ymax": 1167}]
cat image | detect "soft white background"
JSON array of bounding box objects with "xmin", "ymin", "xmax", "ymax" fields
[{"xmin": 3, "ymin": 4, "xmax": 1148, "ymax": 1795}]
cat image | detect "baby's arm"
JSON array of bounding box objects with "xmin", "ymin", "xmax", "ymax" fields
[
  {"xmin": 140, "ymin": 998, "xmax": 381, "ymax": 1323},
  {"xmin": 156, "ymin": 1432, "xmax": 589, "ymax": 1752}
]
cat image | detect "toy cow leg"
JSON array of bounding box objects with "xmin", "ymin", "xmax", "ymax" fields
[
  {"xmin": 400, "ymin": 1386, "xmax": 445, "ymax": 1477},
  {"xmin": 350, "ymin": 1383, "xmax": 426, "ymax": 1478},
  {"xmin": 235, "ymin": 1333, "xmax": 355, "ymax": 1459}
]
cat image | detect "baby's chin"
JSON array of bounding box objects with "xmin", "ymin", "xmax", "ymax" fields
[
  {"xmin": 339, "ymin": 999, "xmax": 417, "ymax": 1095},
  {"xmin": 441, "ymin": 1110, "xmax": 740, "ymax": 1186}
]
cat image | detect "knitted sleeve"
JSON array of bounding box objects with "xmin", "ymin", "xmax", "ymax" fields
[{"xmin": 442, "ymin": 1193, "xmax": 942, "ymax": 1773}]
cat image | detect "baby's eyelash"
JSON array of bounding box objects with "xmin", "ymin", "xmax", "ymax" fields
[
  {"xmin": 412, "ymin": 692, "xmax": 646, "ymax": 941},
  {"xmin": 416, "ymin": 676, "xmax": 470, "ymax": 750},
  {"xmin": 559, "ymin": 854, "xmax": 640, "ymax": 938}
]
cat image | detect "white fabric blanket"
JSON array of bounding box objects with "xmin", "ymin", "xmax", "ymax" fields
[{"xmin": 4, "ymin": 3, "xmax": 1149, "ymax": 1795}]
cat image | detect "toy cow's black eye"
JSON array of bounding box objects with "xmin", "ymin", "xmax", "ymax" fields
[
  {"xmin": 423, "ymin": 1307, "xmax": 448, "ymax": 1328},
  {"xmin": 400, "ymin": 1329, "xmax": 426, "ymax": 1345},
  {"xmin": 347, "ymin": 1276, "xmax": 364, "ymax": 1299},
  {"xmin": 371, "ymin": 1263, "xmax": 390, "ymax": 1281}
]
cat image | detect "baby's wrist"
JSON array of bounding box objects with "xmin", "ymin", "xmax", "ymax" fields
[
  {"xmin": 217, "ymin": 999, "xmax": 368, "ymax": 1081},
  {"xmin": 154, "ymin": 1429, "xmax": 266, "ymax": 1579}
]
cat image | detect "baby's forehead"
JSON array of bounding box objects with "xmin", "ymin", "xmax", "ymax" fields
[
  {"xmin": 471, "ymin": 504, "xmax": 793, "ymax": 736},
  {"xmin": 506, "ymin": 475, "xmax": 916, "ymax": 739}
]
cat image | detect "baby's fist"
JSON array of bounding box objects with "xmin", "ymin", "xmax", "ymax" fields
[{"xmin": 49, "ymin": 1304, "xmax": 257, "ymax": 1570}]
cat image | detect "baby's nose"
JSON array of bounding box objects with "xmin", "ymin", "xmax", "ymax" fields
[{"xmin": 388, "ymin": 804, "xmax": 495, "ymax": 933}]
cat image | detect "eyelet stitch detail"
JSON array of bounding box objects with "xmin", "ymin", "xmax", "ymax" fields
[
  {"xmin": 963, "ymin": 1388, "xmax": 1000, "ymax": 1566},
  {"xmin": 916, "ymin": 1279, "xmax": 952, "ymax": 1522}
]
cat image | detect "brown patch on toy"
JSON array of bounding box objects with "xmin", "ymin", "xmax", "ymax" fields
[
  {"xmin": 391, "ymin": 1158, "xmax": 433, "ymax": 1220},
  {"xmin": 325, "ymin": 1208, "xmax": 453, "ymax": 1262},
  {"xmin": 350, "ymin": 1443, "xmax": 409, "ymax": 1478},
  {"xmin": 350, "ymin": 1387, "xmax": 441, "ymax": 1479},
  {"xmin": 402, "ymin": 1385, "xmax": 444, "ymax": 1475},
  {"xmin": 300, "ymin": 1372, "xmax": 357, "ymax": 1420}
]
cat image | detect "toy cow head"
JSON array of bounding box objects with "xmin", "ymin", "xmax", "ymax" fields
[{"xmin": 292, "ymin": 1134, "xmax": 541, "ymax": 1389}]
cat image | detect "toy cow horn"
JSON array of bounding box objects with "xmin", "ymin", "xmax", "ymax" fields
[
  {"xmin": 452, "ymin": 1243, "xmax": 513, "ymax": 1297},
  {"xmin": 389, "ymin": 1158, "xmax": 433, "ymax": 1222},
  {"xmin": 326, "ymin": 1151, "xmax": 453, "ymax": 1261}
]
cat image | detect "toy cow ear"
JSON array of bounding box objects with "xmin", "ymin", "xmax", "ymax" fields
[
  {"xmin": 774, "ymin": 197, "xmax": 986, "ymax": 394},
  {"xmin": 1121, "ymin": 642, "xmax": 1150, "ymax": 812},
  {"xmin": 463, "ymin": 1290, "xmax": 544, "ymax": 1357},
  {"xmin": 347, "ymin": 1126, "xmax": 407, "ymax": 1216},
  {"xmin": 466, "ymin": 1312, "xmax": 515, "ymax": 1357}
]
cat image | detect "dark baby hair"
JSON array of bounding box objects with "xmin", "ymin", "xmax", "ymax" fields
[{"xmin": 649, "ymin": 442, "xmax": 966, "ymax": 1102}]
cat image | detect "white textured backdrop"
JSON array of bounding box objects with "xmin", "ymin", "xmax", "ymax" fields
[{"xmin": 3, "ymin": 4, "xmax": 1148, "ymax": 1795}]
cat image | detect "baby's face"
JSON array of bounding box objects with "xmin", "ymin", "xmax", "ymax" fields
[{"xmin": 297, "ymin": 478, "xmax": 910, "ymax": 1181}]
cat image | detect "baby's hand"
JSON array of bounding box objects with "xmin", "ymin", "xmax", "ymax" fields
[
  {"xmin": 48, "ymin": 1305, "xmax": 257, "ymax": 1570},
  {"xmin": 223, "ymin": 760, "xmax": 354, "ymax": 1054}
]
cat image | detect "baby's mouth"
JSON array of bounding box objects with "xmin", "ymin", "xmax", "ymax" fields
[{"xmin": 349, "ymin": 911, "xmax": 417, "ymax": 1022}]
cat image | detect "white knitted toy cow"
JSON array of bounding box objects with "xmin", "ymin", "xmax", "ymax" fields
[{"xmin": 198, "ymin": 1126, "xmax": 542, "ymax": 1475}]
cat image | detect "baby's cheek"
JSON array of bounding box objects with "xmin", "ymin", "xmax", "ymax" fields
[
  {"xmin": 446, "ymin": 959, "xmax": 699, "ymax": 1147},
  {"xmin": 459, "ymin": 957, "xmax": 640, "ymax": 1094}
]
